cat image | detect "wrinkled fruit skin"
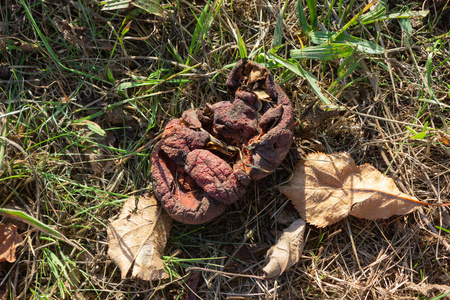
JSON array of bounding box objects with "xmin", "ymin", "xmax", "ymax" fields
[{"xmin": 151, "ymin": 59, "xmax": 294, "ymax": 224}]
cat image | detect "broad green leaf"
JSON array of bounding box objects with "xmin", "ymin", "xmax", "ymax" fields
[
  {"xmin": 299, "ymin": 31, "xmax": 384, "ymax": 59},
  {"xmin": 102, "ymin": 0, "xmax": 163, "ymax": 15},
  {"xmin": 73, "ymin": 120, "xmax": 106, "ymax": 136},
  {"xmin": 86, "ymin": 121, "xmax": 106, "ymax": 137},
  {"xmin": 351, "ymin": 39, "xmax": 384, "ymax": 55},
  {"xmin": 309, "ymin": 31, "xmax": 336, "ymax": 44},
  {"xmin": 399, "ymin": 18, "xmax": 413, "ymax": 45},
  {"xmin": 101, "ymin": 0, "xmax": 133, "ymax": 11},
  {"xmin": 133, "ymin": 0, "xmax": 163, "ymax": 16},
  {"xmin": 362, "ymin": 10, "xmax": 428, "ymax": 25},
  {"xmin": 407, "ymin": 122, "xmax": 428, "ymax": 139},
  {"xmin": 359, "ymin": 0, "xmax": 387, "ymax": 24},
  {"xmin": 291, "ymin": 44, "xmax": 354, "ymax": 60}
]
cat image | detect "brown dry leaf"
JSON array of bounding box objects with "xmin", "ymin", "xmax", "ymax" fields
[
  {"xmin": 437, "ymin": 132, "xmax": 450, "ymax": 146},
  {"xmin": 253, "ymin": 90, "xmax": 272, "ymax": 102},
  {"xmin": 0, "ymin": 223, "xmax": 23, "ymax": 263},
  {"xmin": 279, "ymin": 152, "xmax": 420, "ymax": 228},
  {"xmin": 107, "ymin": 194, "xmax": 172, "ymax": 281},
  {"xmin": 262, "ymin": 218, "xmax": 306, "ymax": 279}
]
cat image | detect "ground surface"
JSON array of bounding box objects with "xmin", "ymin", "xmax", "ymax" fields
[{"xmin": 0, "ymin": 0, "xmax": 450, "ymax": 299}]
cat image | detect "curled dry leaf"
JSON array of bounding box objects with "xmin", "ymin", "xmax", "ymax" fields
[
  {"xmin": 262, "ymin": 218, "xmax": 306, "ymax": 279},
  {"xmin": 279, "ymin": 152, "xmax": 420, "ymax": 228},
  {"xmin": 107, "ymin": 194, "xmax": 172, "ymax": 281},
  {"xmin": 0, "ymin": 223, "xmax": 23, "ymax": 263}
]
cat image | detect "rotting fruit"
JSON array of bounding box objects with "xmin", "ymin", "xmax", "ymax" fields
[{"xmin": 151, "ymin": 59, "xmax": 294, "ymax": 224}]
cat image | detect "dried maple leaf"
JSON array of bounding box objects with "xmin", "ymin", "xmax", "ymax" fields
[
  {"xmin": 262, "ymin": 219, "xmax": 306, "ymax": 279},
  {"xmin": 279, "ymin": 152, "xmax": 420, "ymax": 227},
  {"xmin": 0, "ymin": 223, "xmax": 23, "ymax": 263},
  {"xmin": 107, "ymin": 194, "xmax": 172, "ymax": 281}
]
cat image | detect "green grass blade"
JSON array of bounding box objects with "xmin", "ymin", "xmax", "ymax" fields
[
  {"xmin": 227, "ymin": 18, "xmax": 247, "ymax": 58},
  {"xmin": 18, "ymin": 0, "xmax": 106, "ymax": 82},
  {"xmin": 0, "ymin": 208, "xmax": 65, "ymax": 240},
  {"xmin": 429, "ymin": 291, "xmax": 450, "ymax": 300},
  {"xmin": 0, "ymin": 208, "xmax": 89, "ymax": 255},
  {"xmin": 332, "ymin": 0, "xmax": 377, "ymax": 42},
  {"xmin": 329, "ymin": 56, "xmax": 361, "ymax": 92},
  {"xmin": 296, "ymin": 0, "xmax": 309, "ymax": 32},
  {"xmin": 187, "ymin": 0, "xmax": 224, "ymax": 65},
  {"xmin": 167, "ymin": 40, "xmax": 185, "ymax": 64},
  {"xmin": 272, "ymin": 1, "xmax": 288, "ymax": 48},
  {"xmin": 306, "ymin": 0, "xmax": 318, "ymax": 29},
  {"xmin": 341, "ymin": 0, "xmax": 358, "ymax": 24},
  {"xmin": 188, "ymin": 4, "xmax": 210, "ymax": 64},
  {"xmin": 423, "ymin": 41, "xmax": 445, "ymax": 119},
  {"xmin": 236, "ymin": 28, "xmax": 247, "ymax": 58},
  {"xmin": 324, "ymin": 0, "xmax": 338, "ymax": 26},
  {"xmin": 435, "ymin": 226, "xmax": 450, "ymax": 234},
  {"xmin": 267, "ymin": 53, "xmax": 337, "ymax": 108}
]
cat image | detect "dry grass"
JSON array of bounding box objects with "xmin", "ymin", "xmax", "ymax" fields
[{"xmin": 0, "ymin": 0, "xmax": 449, "ymax": 299}]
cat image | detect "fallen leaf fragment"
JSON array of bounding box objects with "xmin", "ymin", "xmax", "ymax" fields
[
  {"xmin": 262, "ymin": 218, "xmax": 306, "ymax": 279},
  {"xmin": 107, "ymin": 194, "xmax": 172, "ymax": 281},
  {"xmin": 279, "ymin": 152, "xmax": 420, "ymax": 228},
  {"xmin": 0, "ymin": 223, "xmax": 23, "ymax": 263}
]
